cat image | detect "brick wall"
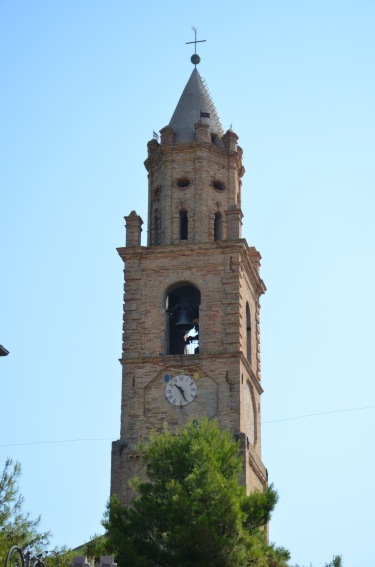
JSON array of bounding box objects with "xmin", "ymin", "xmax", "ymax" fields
[{"xmin": 111, "ymin": 127, "xmax": 268, "ymax": 504}]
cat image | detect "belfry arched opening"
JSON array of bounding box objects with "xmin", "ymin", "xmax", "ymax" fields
[{"xmin": 165, "ymin": 284, "xmax": 200, "ymax": 355}]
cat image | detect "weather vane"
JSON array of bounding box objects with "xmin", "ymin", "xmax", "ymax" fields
[{"xmin": 185, "ymin": 26, "xmax": 206, "ymax": 67}]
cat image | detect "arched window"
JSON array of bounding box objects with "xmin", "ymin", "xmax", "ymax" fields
[
  {"xmin": 179, "ymin": 210, "xmax": 188, "ymax": 240},
  {"xmin": 246, "ymin": 302, "xmax": 251, "ymax": 363},
  {"xmin": 214, "ymin": 212, "xmax": 223, "ymax": 241},
  {"xmin": 165, "ymin": 283, "xmax": 200, "ymax": 355}
]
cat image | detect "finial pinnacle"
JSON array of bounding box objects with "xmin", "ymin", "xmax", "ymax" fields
[{"xmin": 185, "ymin": 26, "xmax": 206, "ymax": 67}]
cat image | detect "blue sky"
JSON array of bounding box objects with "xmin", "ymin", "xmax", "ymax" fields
[{"xmin": 1, "ymin": 1, "xmax": 374, "ymax": 565}]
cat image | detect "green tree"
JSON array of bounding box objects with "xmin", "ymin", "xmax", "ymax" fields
[
  {"xmin": 45, "ymin": 547, "xmax": 82, "ymax": 567},
  {"xmin": 325, "ymin": 557, "xmax": 342, "ymax": 567},
  {"xmin": 0, "ymin": 458, "xmax": 50, "ymax": 563},
  {"xmin": 103, "ymin": 419, "xmax": 290, "ymax": 567},
  {"xmin": 293, "ymin": 556, "xmax": 342, "ymax": 567},
  {"xmin": 84, "ymin": 533, "xmax": 110, "ymax": 563}
]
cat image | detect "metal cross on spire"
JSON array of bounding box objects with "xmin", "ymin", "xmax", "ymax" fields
[{"xmin": 185, "ymin": 26, "xmax": 206, "ymax": 67}]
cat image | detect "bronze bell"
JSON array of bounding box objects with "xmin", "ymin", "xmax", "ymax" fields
[{"xmin": 175, "ymin": 308, "xmax": 194, "ymax": 332}]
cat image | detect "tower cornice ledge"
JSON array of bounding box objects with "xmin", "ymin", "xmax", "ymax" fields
[
  {"xmin": 119, "ymin": 352, "xmax": 263, "ymax": 394},
  {"xmin": 240, "ymin": 240, "xmax": 267, "ymax": 296},
  {"xmin": 117, "ymin": 240, "xmax": 266, "ymax": 295},
  {"xmin": 144, "ymin": 139, "xmax": 243, "ymax": 173}
]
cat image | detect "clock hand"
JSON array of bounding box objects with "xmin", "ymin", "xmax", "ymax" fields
[{"xmin": 174, "ymin": 384, "xmax": 187, "ymax": 402}]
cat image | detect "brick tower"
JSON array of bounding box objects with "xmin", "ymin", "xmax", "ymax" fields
[{"xmin": 111, "ymin": 62, "xmax": 267, "ymax": 504}]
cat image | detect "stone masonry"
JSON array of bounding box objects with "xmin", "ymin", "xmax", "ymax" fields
[{"xmin": 111, "ymin": 67, "xmax": 267, "ymax": 504}]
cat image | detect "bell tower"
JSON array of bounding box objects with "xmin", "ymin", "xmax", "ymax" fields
[{"xmin": 111, "ymin": 56, "xmax": 267, "ymax": 503}]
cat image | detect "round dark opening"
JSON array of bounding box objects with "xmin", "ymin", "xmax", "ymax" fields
[
  {"xmin": 213, "ymin": 180, "xmax": 225, "ymax": 192},
  {"xmin": 177, "ymin": 177, "xmax": 191, "ymax": 189}
]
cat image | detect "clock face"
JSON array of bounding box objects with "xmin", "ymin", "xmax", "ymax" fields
[{"xmin": 165, "ymin": 374, "xmax": 197, "ymax": 406}]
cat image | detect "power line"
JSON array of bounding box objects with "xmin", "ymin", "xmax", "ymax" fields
[
  {"xmin": 262, "ymin": 404, "xmax": 375, "ymax": 424},
  {"xmin": 0, "ymin": 404, "xmax": 373, "ymax": 447},
  {"xmin": 0, "ymin": 437, "xmax": 115, "ymax": 447}
]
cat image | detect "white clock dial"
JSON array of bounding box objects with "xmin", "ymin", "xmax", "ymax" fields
[{"xmin": 165, "ymin": 374, "xmax": 197, "ymax": 406}]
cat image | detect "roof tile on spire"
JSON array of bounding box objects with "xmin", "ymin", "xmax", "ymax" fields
[{"xmin": 169, "ymin": 68, "xmax": 224, "ymax": 144}]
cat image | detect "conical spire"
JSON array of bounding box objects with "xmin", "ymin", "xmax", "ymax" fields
[{"xmin": 169, "ymin": 68, "xmax": 224, "ymax": 144}]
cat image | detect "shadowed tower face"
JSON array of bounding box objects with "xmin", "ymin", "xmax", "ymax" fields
[{"xmin": 111, "ymin": 62, "xmax": 267, "ymax": 504}]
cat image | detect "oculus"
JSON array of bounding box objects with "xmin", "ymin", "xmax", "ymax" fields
[
  {"xmin": 212, "ymin": 180, "xmax": 225, "ymax": 192},
  {"xmin": 176, "ymin": 177, "xmax": 191, "ymax": 189}
]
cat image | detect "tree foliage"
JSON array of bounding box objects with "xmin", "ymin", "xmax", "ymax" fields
[
  {"xmin": 103, "ymin": 419, "xmax": 290, "ymax": 567},
  {"xmin": 293, "ymin": 556, "xmax": 342, "ymax": 567},
  {"xmin": 0, "ymin": 459, "xmax": 51, "ymax": 563},
  {"xmin": 45, "ymin": 547, "xmax": 83, "ymax": 567},
  {"xmin": 324, "ymin": 558, "xmax": 342, "ymax": 567},
  {"xmin": 84, "ymin": 533, "xmax": 110, "ymax": 562}
]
